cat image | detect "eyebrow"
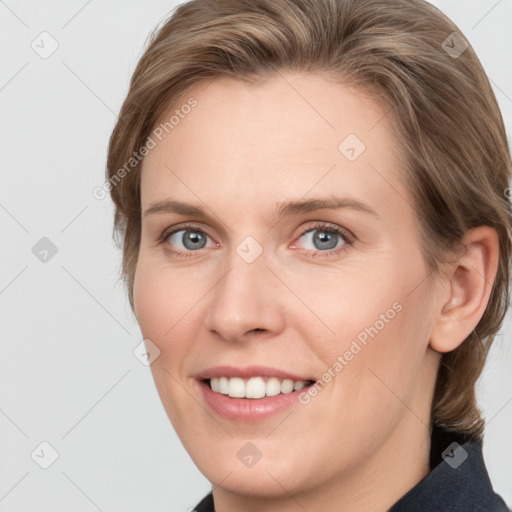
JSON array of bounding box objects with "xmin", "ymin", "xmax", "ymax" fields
[{"xmin": 143, "ymin": 196, "xmax": 378, "ymax": 221}]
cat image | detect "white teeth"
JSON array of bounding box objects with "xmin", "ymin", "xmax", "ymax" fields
[
  {"xmin": 228, "ymin": 377, "xmax": 245, "ymax": 398},
  {"xmin": 218, "ymin": 376, "xmax": 229, "ymax": 394},
  {"xmin": 208, "ymin": 376, "xmax": 311, "ymax": 399},
  {"xmin": 210, "ymin": 377, "xmax": 220, "ymax": 392},
  {"xmin": 266, "ymin": 377, "xmax": 281, "ymax": 397},
  {"xmin": 281, "ymin": 379, "xmax": 294, "ymax": 394},
  {"xmin": 246, "ymin": 377, "xmax": 266, "ymax": 399}
]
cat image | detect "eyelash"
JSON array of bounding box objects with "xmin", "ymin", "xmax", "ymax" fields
[{"xmin": 157, "ymin": 221, "xmax": 354, "ymax": 259}]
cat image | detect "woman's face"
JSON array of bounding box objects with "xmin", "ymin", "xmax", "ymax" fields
[{"xmin": 133, "ymin": 73, "xmax": 442, "ymax": 501}]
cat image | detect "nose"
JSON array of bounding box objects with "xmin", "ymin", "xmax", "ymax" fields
[{"xmin": 203, "ymin": 244, "xmax": 286, "ymax": 343}]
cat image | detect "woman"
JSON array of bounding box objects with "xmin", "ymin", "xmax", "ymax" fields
[{"xmin": 106, "ymin": 0, "xmax": 511, "ymax": 510}]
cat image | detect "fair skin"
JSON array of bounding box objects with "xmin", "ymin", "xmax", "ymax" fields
[{"xmin": 133, "ymin": 72, "xmax": 499, "ymax": 512}]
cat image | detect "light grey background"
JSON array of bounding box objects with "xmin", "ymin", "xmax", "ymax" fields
[{"xmin": 1, "ymin": 1, "xmax": 511, "ymax": 510}]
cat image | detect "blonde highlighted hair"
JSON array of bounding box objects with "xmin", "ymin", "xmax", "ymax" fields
[{"xmin": 106, "ymin": 0, "xmax": 512, "ymax": 439}]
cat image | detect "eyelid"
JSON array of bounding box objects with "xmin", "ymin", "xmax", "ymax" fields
[
  {"xmin": 295, "ymin": 221, "xmax": 354, "ymax": 244},
  {"xmin": 158, "ymin": 222, "xmax": 218, "ymax": 250},
  {"xmin": 158, "ymin": 221, "xmax": 212, "ymax": 241}
]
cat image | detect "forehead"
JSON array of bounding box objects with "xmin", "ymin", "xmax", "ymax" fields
[{"xmin": 140, "ymin": 72, "xmax": 407, "ymax": 217}]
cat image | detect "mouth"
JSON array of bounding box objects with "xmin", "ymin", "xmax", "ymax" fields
[{"xmin": 195, "ymin": 366, "xmax": 318, "ymax": 421}]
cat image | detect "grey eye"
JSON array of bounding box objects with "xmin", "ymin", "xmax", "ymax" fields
[
  {"xmin": 299, "ymin": 229, "xmax": 344, "ymax": 251},
  {"xmin": 169, "ymin": 229, "xmax": 210, "ymax": 251}
]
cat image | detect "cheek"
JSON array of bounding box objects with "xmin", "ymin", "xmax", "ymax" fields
[
  {"xmin": 133, "ymin": 262, "xmax": 198, "ymax": 417},
  {"xmin": 315, "ymin": 252, "xmax": 434, "ymax": 399},
  {"xmin": 133, "ymin": 261, "xmax": 182, "ymax": 361},
  {"xmin": 133, "ymin": 265, "xmax": 165, "ymax": 338},
  {"xmin": 134, "ymin": 257, "xmax": 194, "ymax": 335},
  {"xmin": 133, "ymin": 257, "xmax": 211, "ymax": 378},
  {"xmin": 306, "ymin": 271, "xmax": 414, "ymax": 362}
]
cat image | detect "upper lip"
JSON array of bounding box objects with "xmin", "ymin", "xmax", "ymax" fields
[{"xmin": 195, "ymin": 365, "xmax": 315, "ymax": 382}]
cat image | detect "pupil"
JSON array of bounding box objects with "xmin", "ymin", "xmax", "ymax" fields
[
  {"xmin": 315, "ymin": 231, "xmax": 337, "ymax": 250},
  {"xmin": 184, "ymin": 231, "xmax": 205, "ymax": 250}
]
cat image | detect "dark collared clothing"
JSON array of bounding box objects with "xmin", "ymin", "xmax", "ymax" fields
[{"xmin": 193, "ymin": 426, "xmax": 510, "ymax": 511}]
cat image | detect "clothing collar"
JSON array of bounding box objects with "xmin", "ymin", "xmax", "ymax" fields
[{"xmin": 389, "ymin": 425, "xmax": 509, "ymax": 511}]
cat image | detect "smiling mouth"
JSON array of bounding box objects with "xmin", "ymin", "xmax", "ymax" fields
[{"xmin": 203, "ymin": 376, "xmax": 316, "ymax": 399}]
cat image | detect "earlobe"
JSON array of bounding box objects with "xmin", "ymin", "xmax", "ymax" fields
[{"xmin": 429, "ymin": 226, "xmax": 500, "ymax": 354}]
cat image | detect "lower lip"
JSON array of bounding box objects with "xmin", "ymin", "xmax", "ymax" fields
[{"xmin": 197, "ymin": 380, "xmax": 310, "ymax": 421}]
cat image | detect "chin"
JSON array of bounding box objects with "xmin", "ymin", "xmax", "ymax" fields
[{"xmin": 190, "ymin": 440, "xmax": 317, "ymax": 498}]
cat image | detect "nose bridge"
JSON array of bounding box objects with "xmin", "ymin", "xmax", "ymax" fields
[{"xmin": 204, "ymin": 235, "xmax": 284, "ymax": 341}]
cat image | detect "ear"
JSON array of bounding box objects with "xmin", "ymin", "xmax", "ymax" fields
[{"xmin": 429, "ymin": 226, "xmax": 500, "ymax": 353}]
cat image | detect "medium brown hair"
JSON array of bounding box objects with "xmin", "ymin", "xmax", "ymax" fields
[{"xmin": 106, "ymin": 0, "xmax": 512, "ymax": 439}]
